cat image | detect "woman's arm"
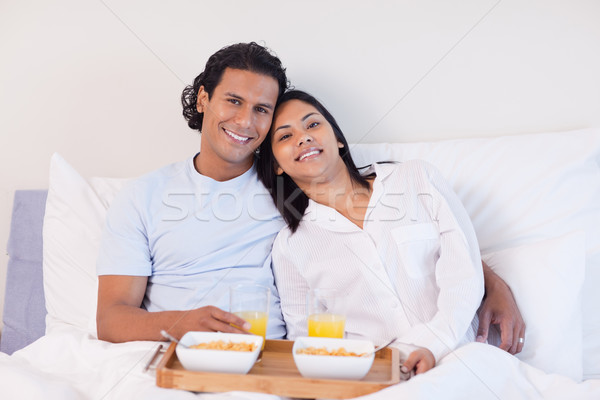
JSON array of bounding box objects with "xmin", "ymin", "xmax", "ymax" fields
[
  {"xmin": 477, "ymin": 261, "xmax": 526, "ymax": 354},
  {"xmin": 401, "ymin": 161, "xmax": 526, "ymax": 357},
  {"xmin": 395, "ymin": 161, "xmax": 485, "ymax": 362},
  {"xmin": 271, "ymin": 233, "xmax": 312, "ymax": 339}
]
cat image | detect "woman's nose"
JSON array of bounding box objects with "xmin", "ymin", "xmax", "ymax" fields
[{"xmin": 298, "ymin": 133, "xmax": 313, "ymax": 146}]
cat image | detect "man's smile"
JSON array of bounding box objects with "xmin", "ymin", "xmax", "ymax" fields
[{"xmin": 223, "ymin": 127, "xmax": 252, "ymax": 144}]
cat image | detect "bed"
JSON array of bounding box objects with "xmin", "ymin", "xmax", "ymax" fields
[{"xmin": 1, "ymin": 128, "xmax": 600, "ymax": 400}]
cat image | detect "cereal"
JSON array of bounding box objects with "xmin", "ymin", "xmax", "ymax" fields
[
  {"xmin": 190, "ymin": 340, "xmax": 256, "ymax": 352},
  {"xmin": 296, "ymin": 346, "xmax": 365, "ymax": 357}
]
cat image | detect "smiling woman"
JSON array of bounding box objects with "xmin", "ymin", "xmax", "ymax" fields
[
  {"xmin": 258, "ymin": 90, "xmax": 370, "ymax": 232},
  {"xmin": 257, "ymin": 89, "xmax": 485, "ymax": 376}
]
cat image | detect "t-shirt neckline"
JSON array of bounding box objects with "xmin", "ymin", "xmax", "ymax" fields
[{"xmin": 187, "ymin": 153, "xmax": 256, "ymax": 188}]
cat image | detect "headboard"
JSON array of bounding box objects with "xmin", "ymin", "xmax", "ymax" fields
[{"xmin": 1, "ymin": 190, "xmax": 47, "ymax": 355}]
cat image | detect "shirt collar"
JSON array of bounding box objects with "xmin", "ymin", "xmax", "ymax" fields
[
  {"xmin": 304, "ymin": 199, "xmax": 360, "ymax": 232},
  {"xmin": 187, "ymin": 152, "xmax": 257, "ymax": 189},
  {"xmin": 302, "ymin": 162, "xmax": 398, "ymax": 232}
]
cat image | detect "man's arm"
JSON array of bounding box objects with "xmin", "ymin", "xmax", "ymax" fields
[
  {"xmin": 476, "ymin": 262, "xmax": 526, "ymax": 354},
  {"xmin": 96, "ymin": 275, "xmax": 250, "ymax": 343}
]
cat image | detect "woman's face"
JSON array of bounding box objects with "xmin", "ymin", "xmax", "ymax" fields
[{"xmin": 270, "ymin": 99, "xmax": 345, "ymax": 186}]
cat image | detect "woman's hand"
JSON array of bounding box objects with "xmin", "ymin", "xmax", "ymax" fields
[
  {"xmin": 402, "ymin": 347, "xmax": 435, "ymax": 375},
  {"xmin": 477, "ymin": 261, "xmax": 526, "ymax": 354}
]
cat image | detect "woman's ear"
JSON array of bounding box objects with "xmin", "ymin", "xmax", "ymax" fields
[
  {"xmin": 196, "ymin": 86, "xmax": 209, "ymax": 113},
  {"xmin": 274, "ymin": 161, "xmax": 284, "ymax": 176},
  {"xmin": 338, "ymin": 141, "xmax": 345, "ymax": 148}
]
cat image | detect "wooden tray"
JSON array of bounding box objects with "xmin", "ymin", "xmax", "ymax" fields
[{"xmin": 156, "ymin": 339, "xmax": 400, "ymax": 399}]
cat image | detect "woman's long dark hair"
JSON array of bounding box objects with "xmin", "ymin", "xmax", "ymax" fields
[{"xmin": 257, "ymin": 90, "xmax": 370, "ymax": 233}]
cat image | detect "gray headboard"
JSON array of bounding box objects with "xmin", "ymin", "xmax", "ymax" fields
[{"xmin": 1, "ymin": 190, "xmax": 48, "ymax": 355}]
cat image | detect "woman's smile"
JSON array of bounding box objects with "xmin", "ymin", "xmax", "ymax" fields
[{"xmin": 296, "ymin": 147, "xmax": 323, "ymax": 162}]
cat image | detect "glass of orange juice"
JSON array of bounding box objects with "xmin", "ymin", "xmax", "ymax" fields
[
  {"xmin": 307, "ymin": 289, "xmax": 345, "ymax": 338},
  {"xmin": 230, "ymin": 284, "xmax": 270, "ymax": 350}
]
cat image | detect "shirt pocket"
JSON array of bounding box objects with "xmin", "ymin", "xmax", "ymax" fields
[{"xmin": 391, "ymin": 223, "xmax": 440, "ymax": 279}]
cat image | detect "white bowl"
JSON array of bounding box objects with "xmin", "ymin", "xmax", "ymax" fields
[
  {"xmin": 292, "ymin": 336, "xmax": 375, "ymax": 380},
  {"xmin": 176, "ymin": 331, "xmax": 262, "ymax": 374}
]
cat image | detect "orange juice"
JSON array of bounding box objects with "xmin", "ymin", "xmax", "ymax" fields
[
  {"xmin": 307, "ymin": 313, "xmax": 345, "ymax": 338},
  {"xmin": 234, "ymin": 310, "xmax": 268, "ymax": 349}
]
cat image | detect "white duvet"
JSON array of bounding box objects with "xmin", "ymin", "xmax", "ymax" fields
[
  {"xmin": 18, "ymin": 131, "xmax": 599, "ymax": 400},
  {"xmin": 1, "ymin": 323, "xmax": 599, "ymax": 400}
]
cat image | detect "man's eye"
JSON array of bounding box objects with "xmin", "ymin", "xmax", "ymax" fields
[
  {"xmin": 256, "ymin": 106, "xmax": 267, "ymax": 114},
  {"xmin": 228, "ymin": 99, "xmax": 241, "ymax": 105},
  {"xmin": 308, "ymin": 122, "xmax": 319, "ymax": 129}
]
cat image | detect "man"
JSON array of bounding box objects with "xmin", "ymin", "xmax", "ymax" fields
[
  {"xmin": 96, "ymin": 42, "xmax": 287, "ymax": 342},
  {"xmin": 96, "ymin": 42, "xmax": 524, "ymax": 354}
]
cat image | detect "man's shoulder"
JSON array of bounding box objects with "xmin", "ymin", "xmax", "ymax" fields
[
  {"xmin": 137, "ymin": 158, "xmax": 189, "ymax": 184},
  {"xmin": 109, "ymin": 157, "xmax": 192, "ymax": 210},
  {"xmin": 118, "ymin": 157, "xmax": 189, "ymax": 195}
]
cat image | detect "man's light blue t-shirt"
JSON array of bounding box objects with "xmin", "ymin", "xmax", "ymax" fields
[{"xmin": 96, "ymin": 155, "xmax": 286, "ymax": 338}]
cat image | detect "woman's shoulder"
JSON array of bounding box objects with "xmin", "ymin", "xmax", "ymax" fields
[
  {"xmin": 272, "ymin": 224, "xmax": 296, "ymax": 255},
  {"xmin": 273, "ymin": 215, "xmax": 324, "ymax": 256},
  {"xmin": 272, "ymin": 224, "xmax": 310, "ymax": 266},
  {"xmin": 372, "ymin": 159, "xmax": 441, "ymax": 180}
]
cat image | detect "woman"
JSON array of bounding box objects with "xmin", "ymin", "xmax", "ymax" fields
[{"xmin": 257, "ymin": 90, "xmax": 484, "ymax": 375}]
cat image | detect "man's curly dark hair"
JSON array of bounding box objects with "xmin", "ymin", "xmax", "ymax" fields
[{"xmin": 181, "ymin": 42, "xmax": 289, "ymax": 132}]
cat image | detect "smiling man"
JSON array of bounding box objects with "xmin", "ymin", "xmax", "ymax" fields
[
  {"xmin": 96, "ymin": 42, "xmax": 289, "ymax": 342},
  {"xmin": 194, "ymin": 68, "xmax": 278, "ymax": 181}
]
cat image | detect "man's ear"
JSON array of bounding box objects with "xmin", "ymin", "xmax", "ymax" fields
[{"xmin": 196, "ymin": 86, "xmax": 209, "ymax": 113}]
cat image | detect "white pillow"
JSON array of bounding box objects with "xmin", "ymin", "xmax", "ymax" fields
[
  {"xmin": 482, "ymin": 231, "xmax": 585, "ymax": 381},
  {"xmin": 42, "ymin": 129, "xmax": 600, "ymax": 378},
  {"xmin": 352, "ymin": 128, "xmax": 600, "ymax": 379},
  {"xmin": 43, "ymin": 154, "xmax": 128, "ymax": 335}
]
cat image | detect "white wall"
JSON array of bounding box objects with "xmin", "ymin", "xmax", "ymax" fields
[{"xmin": 1, "ymin": 0, "xmax": 599, "ymax": 332}]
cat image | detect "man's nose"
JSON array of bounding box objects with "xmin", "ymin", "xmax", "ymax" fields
[{"xmin": 234, "ymin": 106, "xmax": 253, "ymax": 129}]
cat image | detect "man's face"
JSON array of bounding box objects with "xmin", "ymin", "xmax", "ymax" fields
[{"xmin": 196, "ymin": 68, "xmax": 279, "ymax": 177}]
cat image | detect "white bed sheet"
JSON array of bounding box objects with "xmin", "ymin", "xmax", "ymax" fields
[{"xmin": 1, "ymin": 323, "xmax": 599, "ymax": 400}]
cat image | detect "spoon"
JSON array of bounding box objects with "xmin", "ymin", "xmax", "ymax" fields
[
  {"xmin": 160, "ymin": 330, "xmax": 190, "ymax": 348},
  {"xmin": 362, "ymin": 337, "xmax": 397, "ymax": 357}
]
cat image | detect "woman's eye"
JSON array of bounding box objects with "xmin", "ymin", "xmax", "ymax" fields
[
  {"xmin": 307, "ymin": 122, "xmax": 319, "ymax": 129},
  {"xmin": 279, "ymin": 133, "xmax": 291, "ymax": 141}
]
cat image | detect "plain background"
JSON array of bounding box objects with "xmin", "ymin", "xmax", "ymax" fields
[{"xmin": 1, "ymin": 0, "xmax": 599, "ymax": 334}]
